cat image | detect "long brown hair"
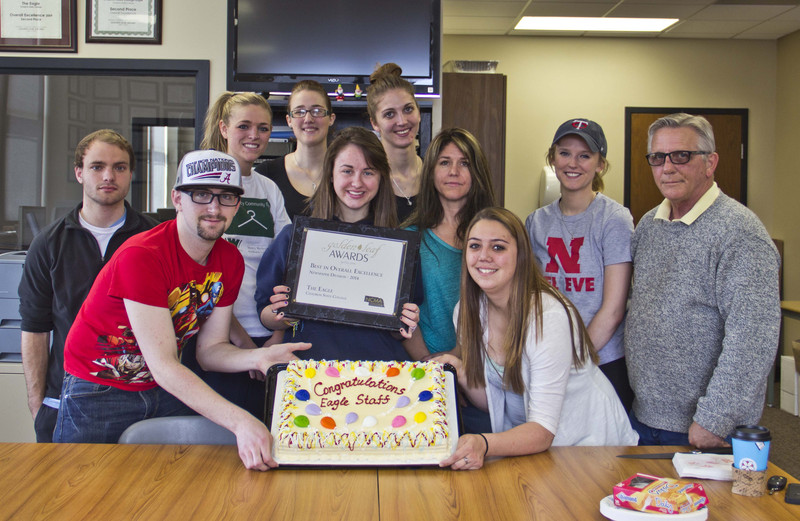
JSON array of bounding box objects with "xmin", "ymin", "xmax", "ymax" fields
[
  {"xmin": 201, "ymin": 92, "xmax": 272, "ymax": 152},
  {"xmin": 366, "ymin": 63, "xmax": 418, "ymax": 123},
  {"xmin": 403, "ymin": 128, "xmax": 496, "ymax": 243},
  {"xmin": 458, "ymin": 207, "xmax": 595, "ymax": 394},
  {"xmin": 309, "ymin": 127, "xmax": 398, "ymax": 227}
]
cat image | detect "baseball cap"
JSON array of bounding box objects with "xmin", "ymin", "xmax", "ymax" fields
[
  {"xmin": 552, "ymin": 118, "xmax": 607, "ymax": 157},
  {"xmin": 174, "ymin": 150, "xmax": 243, "ymax": 194}
]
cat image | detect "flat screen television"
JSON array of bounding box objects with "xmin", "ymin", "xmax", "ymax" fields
[{"xmin": 227, "ymin": 0, "xmax": 441, "ymax": 98}]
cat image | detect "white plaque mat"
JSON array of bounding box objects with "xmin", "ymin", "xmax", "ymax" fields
[{"xmin": 265, "ymin": 364, "xmax": 461, "ymax": 468}]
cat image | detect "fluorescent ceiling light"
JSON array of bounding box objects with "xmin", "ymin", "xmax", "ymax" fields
[{"xmin": 515, "ymin": 17, "xmax": 678, "ymax": 32}]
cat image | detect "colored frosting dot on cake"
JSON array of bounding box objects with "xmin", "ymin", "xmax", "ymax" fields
[
  {"xmin": 320, "ymin": 417, "xmax": 336, "ymax": 429},
  {"xmin": 345, "ymin": 412, "xmax": 358, "ymax": 425},
  {"xmin": 325, "ymin": 366, "xmax": 340, "ymax": 377},
  {"xmin": 362, "ymin": 416, "xmax": 377, "ymax": 428},
  {"xmin": 386, "ymin": 367, "xmax": 400, "ymax": 377},
  {"xmin": 418, "ymin": 390, "xmax": 433, "ymax": 402},
  {"xmin": 295, "ymin": 389, "xmax": 310, "ymax": 401},
  {"xmin": 391, "ymin": 415, "xmax": 407, "ymax": 428},
  {"xmin": 305, "ymin": 403, "xmax": 322, "ymax": 415},
  {"xmin": 410, "ymin": 368, "xmax": 426, "ymax": 381},
  {"xmin": 396, "ymin": 396, "xmax": 410, "ymax": 408},
  {"xmin": 294, "ymin": 415, "xmax": 310, "ymax": 428},
  {"xmin": 304, "ymin": 367, "xmax": 316, "ymax": 378},
  {"xmin": 414, "ymin": 412, "xmax": 427, "ymax": 423}
]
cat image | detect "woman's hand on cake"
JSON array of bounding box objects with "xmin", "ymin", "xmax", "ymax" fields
[
  {"xmin": 398, "ymin": 303, "xmax": 420, "ymax": 339},
  {"xmin": 254, "ymin": 341, "xmax": 312, "ymax": 375},
  {"xmin": 440, "ymin": 434, "xmax": 487, "ymax": 471}
]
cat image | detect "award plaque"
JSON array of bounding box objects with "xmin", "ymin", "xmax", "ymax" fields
[{"xmin": 283, "ymin": 217, "xmax": 420, "ymax": 331}]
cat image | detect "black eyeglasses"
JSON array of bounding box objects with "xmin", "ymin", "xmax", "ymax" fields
[
  {"xmin": 182, "ymin": 190, "xmax": 240, "ymax": 207},
  {"xmin": 289, "ymin": 107, "xmax": 330, "ymax": 118},
  {"xmin": 645, "ymin": 150, "xmax": 710, "ymax": 166}
]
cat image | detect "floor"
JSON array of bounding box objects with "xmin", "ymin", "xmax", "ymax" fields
[{"xmin": 760, "ymin": 404, "xmax": 800, "ymax": 479}]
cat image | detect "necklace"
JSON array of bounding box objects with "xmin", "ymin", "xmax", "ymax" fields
[
  {"xmin": 391, "ymin": 175, "xmax": 413, "ymax": 206},
  {"xmin": 558, "ymin": 209, "xmax": 580, "ymax": 241},
  {"xmin": 291, "ymin": 153, "xmax": 319, "ymax": 192},
  {"xmin": 558, "ymin": 192, "xmax": 596, "ymax": 241}
]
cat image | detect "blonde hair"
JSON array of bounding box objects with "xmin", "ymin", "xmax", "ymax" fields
[
  {"xmin": 366, "ymin": 63, "xmax": 418, "ymax": 123},
  {"xmin": 201, "ymin": 92, "xmax": 272, "ymax": 152},
  {"xmin": 458, "ymin": 207, "xmax": 596, "ymax": 394},
  {"xmin": 309, "ymin": 127, "xmax": 398, "ymax": 228}
]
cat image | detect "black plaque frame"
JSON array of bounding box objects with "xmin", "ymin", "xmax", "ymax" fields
[
  {"xmin": 283, "ymin": 217, "xmax": 420, "ymax": 332},
  {"xmin": 86, "ymin": 0, "xmax": 162, "ymax": 44}
]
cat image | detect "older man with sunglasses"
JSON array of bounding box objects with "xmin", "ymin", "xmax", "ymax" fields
[
  {"xmin": 54, "ymin": 150, "xmax": 309, "ymax": 471},
  {"xmin": 625, "ymin": 113, "xmax": 780, "ymax": 449}
]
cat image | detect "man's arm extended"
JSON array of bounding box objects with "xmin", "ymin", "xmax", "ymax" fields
[{"xmin": 124, "ymin": 299, "xmax": 309, "ymax": 470}]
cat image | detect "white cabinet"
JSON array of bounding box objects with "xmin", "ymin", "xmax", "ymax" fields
[{"xmin": 0, "ymin": 362, "xmax": 35, "ymax": 442}]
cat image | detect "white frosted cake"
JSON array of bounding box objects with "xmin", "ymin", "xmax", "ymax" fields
[{"xmin": 271, "ymin": 360, "xmax": 454, "ymax": 464}]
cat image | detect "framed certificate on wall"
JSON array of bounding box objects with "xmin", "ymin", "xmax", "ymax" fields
[
  {"xmin": 0, "ymin": 0, "xmax": 77, "ymax": 52},
  {"xmin": 86, "ymin": 0, "xmax": 161, "ymax": 44},
  {"xmin": 283, "ymin": 217, "xmax": 420, "ymax": 331}
]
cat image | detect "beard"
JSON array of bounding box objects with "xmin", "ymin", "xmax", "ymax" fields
[{"xmin": 196, "ymin": 216, "xmax": 227, "ymax": 241}]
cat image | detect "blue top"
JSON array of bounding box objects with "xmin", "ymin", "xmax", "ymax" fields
[
  {"xmin": 255, "ymin": 220, "xmax": 423, "ymax": 362},
  {"xmin": 410, "ymin": 227, "xmax": 462, "ymax": 354}
]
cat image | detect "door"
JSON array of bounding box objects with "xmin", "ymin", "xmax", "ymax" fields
[
  {"xmin": 624, "ymin": 108, "xmax": 747, "ymax": 224},
  {"xmin": 442, "ymin": 72, "xmax": 506, "ymax": 205}
]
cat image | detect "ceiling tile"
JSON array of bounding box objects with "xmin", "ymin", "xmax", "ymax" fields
[
  {"xmin": 443, "ymin": 1, "xmax": 526, "ymax": 18},
  {"xmin": 444, "ymin": 16, "xmax": 517, "ymax": 34},
  {"xmin": 521, "ymin": 2, "xmax": 617, "ymax": 17},
  {"xmin": 690, "ymin": 5, "xmax": 796, "ymax": 21}
]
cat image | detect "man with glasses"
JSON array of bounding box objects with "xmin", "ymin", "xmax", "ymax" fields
[
  {"xmin": 55, "ymin": 150, "xmax": 310, "ymax": 471},
  {"xmin": 625, "ymin": 113, "xmax": 780, "ymax": 448},
  {"xmin": 19, "ymin": 129, "xmax": 157, "ymax": 443}
]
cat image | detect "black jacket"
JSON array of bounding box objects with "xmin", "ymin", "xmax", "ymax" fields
[{"xmin": 18, "ymin": 202, "xmax": 157, "ymax": 399}]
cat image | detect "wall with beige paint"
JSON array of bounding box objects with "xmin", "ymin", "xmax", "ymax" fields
[
  {"xmin": 442, "ymin": 35, "xmax": 778, "ymax": 229},
  {"xmin": 776, "ymin": 31, "xmax": 800, "ymax": 353},
  {"xmin": 2, "ymin": 0, "xmax": 230, "ymax": 92}
]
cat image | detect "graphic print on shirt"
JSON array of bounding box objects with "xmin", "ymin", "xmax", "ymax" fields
[
  {"xmin": 88, "ymin": 273, "xmax": 225, "ymax": 385},
  {"xmin": 544, "ymin": 236, "xmax": 595, "ymax": 292},
  {"xmin": 168, "ymin": 272, "xmax": 224, "ymax": 348},
  {"xmin": 91, "ymin": 325, "xmax": 149, "ymax": 383},
  {"xmin": 228, "ymin": 197, "xmax": 275, "ymax": 237}
]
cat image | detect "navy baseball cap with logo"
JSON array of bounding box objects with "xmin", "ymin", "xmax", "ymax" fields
[
  {"xmin": 551, "ymin": 118, "xmax": 608, "ymax": 157},
  {"xmin": 174, "ymin": 150, "xmax": 243, "ymax": 194}
]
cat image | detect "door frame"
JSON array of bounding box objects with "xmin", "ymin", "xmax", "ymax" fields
[{"xmin": 624, "ymin": 107, "xmax": 749, "ymax": 220}]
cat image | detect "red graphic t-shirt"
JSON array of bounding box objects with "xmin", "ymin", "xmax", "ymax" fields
[{"xmin": 63, "ymin": 220, "xmax": 244, "ymax": 391}]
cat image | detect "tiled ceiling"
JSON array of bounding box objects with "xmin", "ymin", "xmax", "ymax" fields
[{"xmin": 444, "ymin": 0, "xmax": 800, "ymax": 39}]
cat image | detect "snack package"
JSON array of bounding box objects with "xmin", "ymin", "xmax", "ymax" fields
[{"xmin": 613, "ymin": 473, "xmax": 709, "ymax": 514}]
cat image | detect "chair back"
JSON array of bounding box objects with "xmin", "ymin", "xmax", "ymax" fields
[{"xmin": 118, "ymin": 416, "xmax": 236, "ymax": 445}]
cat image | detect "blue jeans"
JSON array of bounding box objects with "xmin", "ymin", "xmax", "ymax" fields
[
  {"xmin": 629, "ymin": 410, "xmax": 690, "ymax": 446},
  {"xmin": 54, "ymin": 373, "xmax": 195, "ymax": 443}
]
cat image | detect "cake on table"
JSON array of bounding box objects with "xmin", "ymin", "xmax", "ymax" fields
[{"xmin": 271, "ymin": 359, "xmax": 454, "ymax": 464}]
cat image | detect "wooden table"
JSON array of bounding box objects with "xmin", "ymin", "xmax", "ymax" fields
[
  {"xmin": 1, "ymin": 443, "xmax": 799, "ymax": 520},
  {"xmin": 782, "ymin": 301, "xmax": 800, "ymax": 322}
]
